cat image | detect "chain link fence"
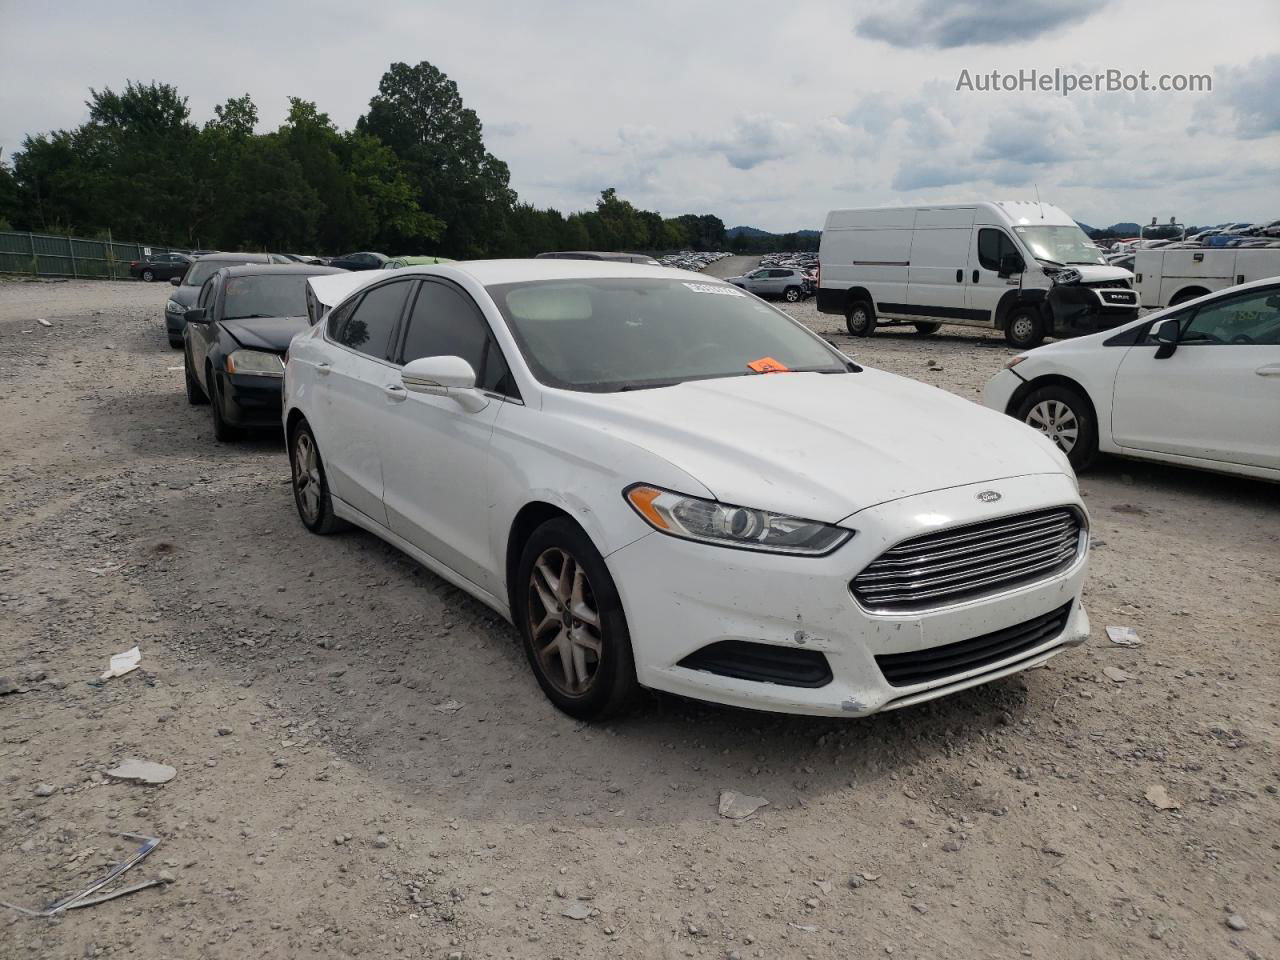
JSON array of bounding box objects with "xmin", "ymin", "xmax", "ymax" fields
[{"xmin": 0, "ymin": 231, "xmax": 188, "ymax": 280}]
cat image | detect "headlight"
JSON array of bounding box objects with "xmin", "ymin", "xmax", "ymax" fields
[
  {"xmin": 624, "ymin": 484, "xmax": 852, "ymax": 556},
  {"xmin": 226, "ymin": 349, "xmax": 285, "ymax": 378},
  {"xmin": 165, "ymin": 299, "xmax": 183, "ymax": 314}
]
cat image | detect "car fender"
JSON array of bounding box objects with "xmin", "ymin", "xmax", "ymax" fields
[{"xmin": 994, "ymin": 288, "xmax": 1048, "ymax": 330}]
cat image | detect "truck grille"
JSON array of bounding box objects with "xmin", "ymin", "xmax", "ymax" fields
[
  {"xmin": 851, "ymin": 508, "xmax": 1084, "ymax": 613},
  {"xmin": 875, "ymin": 601, "xmax": 1073, "ymax": 687},
  {"xmin": 1084, "ymin": 278, "xmax": 1131, "ymax": 289}
]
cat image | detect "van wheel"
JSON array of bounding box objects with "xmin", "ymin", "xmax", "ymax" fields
[
  {"xmin": 1004, "ymin": 307, "xmax": 1045, "ymax": 349},
  {"xmin": 914, "ymin": 322, "xmax": 941, "ymax": 335},
  {"xmin": 783, "ymin": 286, "xmax": 801, "ymax": 303},
  {"xmin": 846, "ymin": 300, "xmax": 876, "ymax": 337},
  {"xmin": 1015, "ymin": 384, "xmax": 1097, "ymax": 470}
]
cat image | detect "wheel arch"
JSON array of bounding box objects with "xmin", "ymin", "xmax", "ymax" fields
[
  {"xmin": 844, "ymin": 286, "xmax": 874, "ymax": 312},
  {"xmin": 994, "ymin": 288, "xmax": 1048, "ymax": 331},
  {"xmin": 1168, "ymin": 284, "xmax": 1211, "ymax": 306},
  {"xmin": 1006, "ymin": 372, "xmax": 1098, "ymax": 428},
  {"xmin": 505, "ymin": 501, "xmax": 576, "ymax": 617}
]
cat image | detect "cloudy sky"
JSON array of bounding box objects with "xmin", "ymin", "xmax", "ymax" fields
[{"xmin": 2, "ymin": 0, "xmax": 1277, "ymax": 231}]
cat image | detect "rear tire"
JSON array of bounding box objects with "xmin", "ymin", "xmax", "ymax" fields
[
  {"xmin": 914, "ymin": 322, "xmax": 941, "ymax": 335},
  {"xmin": 1004, "ymin": 307, "xmax": 1045, "ymax": 349},
  {"xmin": 1015, "ymin": 383, "xmax": 1098, "ymax": 470},
  {"xmin": 1169, "ymin": 287, "xmax": 1208, "ymax": 306},
  {"xmin": 289, "ymin": 420, "xmax": 346, "ymax": 534},
  {"xmin": 142, "ymin": 269, "xmax": 155, "ymax": 282},
  {"xmin": 515, "ymin": 518, "xmax": 640, "ymax": 720},
  {"xmin": 783, "ymin": 286, "xmax": 801, "ymax": 303},
  {"xmin": 168, "ymin": 335, "xmax": 183, "ymax": 349},
  {"xmin": 846, "ymin": 299, "xmax": 876, "ymax": 337}
]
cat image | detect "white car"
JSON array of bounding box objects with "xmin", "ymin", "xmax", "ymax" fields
[
  {"xmin": 984, "ymin": 278, "xmax": 1280, "ymax": 481},
  {"xmin": 284, "ymin": 260, "xmax": 1090, "ymax": 720}
]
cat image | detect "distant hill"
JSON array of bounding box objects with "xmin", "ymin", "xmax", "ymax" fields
[{"xmin": 727, "ymin": 225, "xmax": 820, "ymax": 239}]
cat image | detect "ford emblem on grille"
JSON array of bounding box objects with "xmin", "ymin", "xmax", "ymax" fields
[{"xmin": 976, "ymin": 490, "xmax": 1002, "ymax": 503}]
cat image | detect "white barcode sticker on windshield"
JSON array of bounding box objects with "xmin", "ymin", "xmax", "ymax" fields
[{"xmin": 682, "ymin": 282, "xmax": 745, "ymax": 297}]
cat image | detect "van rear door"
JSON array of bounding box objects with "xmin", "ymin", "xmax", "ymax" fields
[{"xmin": 904, "ymin": 207, "xmax": 974, "ymax": 324}]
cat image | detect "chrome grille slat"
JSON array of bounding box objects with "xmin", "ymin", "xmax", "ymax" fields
[
  {"xmin": 856, "ymin": 523, "xmax": 1076, "ymax": 578},
  {"xmin": 852, "ymin": 508, "xmax": 1084, "ymax": 612}
]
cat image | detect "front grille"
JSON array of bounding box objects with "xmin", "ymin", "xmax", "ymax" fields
[
  {"xmin": 851, "ymin": 508, "xmax": 1084, "ymax": 613},
  {"xmin": 1084, "ymin": 278, "xmax": 1131, "ymax": 289},
  {"xmin": 875, "ymin": 601, "xmax": 1073, "ymax": 687},
  {"xmin": 679, "ymin": 640, "xmax": 832, "ymax": 688}
]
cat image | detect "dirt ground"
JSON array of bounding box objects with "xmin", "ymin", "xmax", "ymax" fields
[{"xmin": 1, "ymin": 268, "xmax": 1277, "ymax": 960}]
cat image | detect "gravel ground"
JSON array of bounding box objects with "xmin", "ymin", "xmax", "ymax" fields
[{"xmin": 1, "ymin": 273, "xmax": 1277, "ymax": 960}]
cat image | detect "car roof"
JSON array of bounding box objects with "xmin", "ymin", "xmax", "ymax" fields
[
  {"xmin": 401, "ymin": 258, "xmax": 709, "ymax": 286},
  {"xmin": 195, "ymin": 252, "xmax": 276, "ymax": 263},
  {"xmin": 220, "ymin": 264, "xmax": 343, "ymax": 278}
]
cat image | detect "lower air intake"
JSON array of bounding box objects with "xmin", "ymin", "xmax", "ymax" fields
[{"xmin": 679, "ymin": 640, "xmax": 833, "ymax": 688}]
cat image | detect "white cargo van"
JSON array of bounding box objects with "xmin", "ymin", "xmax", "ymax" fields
[
  {"xmin": 817, "ymin": 201, "xmax": 1139, "ymax": 348},
  {"xmin": 1134, "ymin": 246, "xmax": 1280, "ymax": 309}
]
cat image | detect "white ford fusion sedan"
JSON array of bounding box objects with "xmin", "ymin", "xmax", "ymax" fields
[{"xmin": 284, "ymin": 260, "xmax": 1090, "ymax": 720}]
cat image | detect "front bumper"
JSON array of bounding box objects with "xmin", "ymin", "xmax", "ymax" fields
[
  {"xmin": 165, "ymin": 310, "xmax": 187, "ymax": 336},
  {"xmin": 607, "ymin": 474, "xmax": 1089, "ymax": 717},
  {"xmin": 217, "ymin": 372, "xmax": 286, "ymax": 428},
  {"xmin": 1047, "ymin": 285, "xmax": 1139, "ymax": 336},
  {"xmin": 983, "ymin": 367, "xmax": 1026, "ymax": 415}
]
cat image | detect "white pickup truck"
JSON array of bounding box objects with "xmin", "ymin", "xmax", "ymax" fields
[{"xmin": 1135, "ymin": 247, "xmax": 1280, "ymax": 308}]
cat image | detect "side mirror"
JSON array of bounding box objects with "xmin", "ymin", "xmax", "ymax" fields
[
  {"xmin": 998, "ymin": 252, "xmax": 1024, "ymax": 278},
  {"xmin": 170, "ymin": 276, "xmax": 182, "ymax": 287},
  {"xmin": 184, "ymin": 308, "xmax": 208, "ymax": 324},
  {"xmin": 400, "ymin": 356, "xmax": 488, "ymax": 412},
  {"xmin": 1151, "ymin": 317, "xmax": 1179, "ymax": 359}
]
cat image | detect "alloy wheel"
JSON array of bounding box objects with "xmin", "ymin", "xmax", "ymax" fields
[
  {"xmin": 293, "ymin": 431, "xmax": 322, "ymax": 524},
  {"xmin": 1026, "ymin": 399, "xmax": 1079, "ymax": 454},
  {"xmin": 527, "ymin": 547, "xmax": 603, "ymax": 696}
]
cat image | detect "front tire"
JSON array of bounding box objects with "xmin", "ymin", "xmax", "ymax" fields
[
  {"xmin": 1004, "ymin": 307, "xmax": 1045, "ymax": 349},
  {"xmin": 1015, "ymin": 384, "xmax": 1098, "ymax": 470},
  {"xmin": 208, "ymin": 367, "xmax": 240, "ymax": 442},
  {"xmin": 289, "ymin": 420, "xmax": 345, "ymax": 534},
  {"xmin": 846, "ymin": 299, "xmax": 876, "ymax": 337},
  {"xmin": 185, "ymin": 347, "xmax": 207, "ymax": 405},
  {"xmin": 515, "ymin": 518, "xmax": 639, "ymax": 720},
  {"xmin": 142, "ymin": 269, "xmax": 155, "ymax": 282},
  {"xmin": 783, "ymin": 286, "xmax": 801, "ymax": 303}
]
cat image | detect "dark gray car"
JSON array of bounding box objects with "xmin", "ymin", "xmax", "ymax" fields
[
  {"xmin": 726, "ymin": 267, "xmax": 810, "ymax": 303},
  {"xmin": 164, "ymin": 252, "xmax": 289, "ymax": 347}
]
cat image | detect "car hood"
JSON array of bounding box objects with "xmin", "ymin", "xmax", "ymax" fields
[
  {"xmin": 549, "ymin": 369, "xmax": 1068, "ymax": 523},
  {"xmin": 220, "ymin": 315, "xmax": 309, "ymax": 352},
  {"xmin": 1065, "ymin": 264, "xmax": 1133, "ymax": 284},
  {"xmin": 169, "ymin": 285, "xmax": 201, "ymax": 308}
]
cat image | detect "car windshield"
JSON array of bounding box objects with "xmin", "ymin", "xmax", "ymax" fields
[
  {"xmin": 1013, "ymin": 225, "xmax": 1104, "ymax": 265},
  {"xmin": 222, "ymin": 275, "xmax": 311, "ymax": 320},
  {"xmin": 486, "ymin": 277, "xmax": 850, "ymax": 392}
]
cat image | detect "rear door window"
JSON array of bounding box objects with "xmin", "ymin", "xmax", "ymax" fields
[{"xmin": 334, "ymin": 281, "xmax": 411, "ymax": 360}]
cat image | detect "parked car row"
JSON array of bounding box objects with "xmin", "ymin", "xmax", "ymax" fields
[
  {"xmin": 724, "ymin": 265, "xmax": 814, "ymax": 302},
  {"xmin": 656, "ymin": 251, "xmax": 731, "ymax": 271}
]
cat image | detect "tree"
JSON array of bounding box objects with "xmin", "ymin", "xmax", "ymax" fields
[
  {"xmin": 0, "ymin": 152, "xmax": 15, "ymax": 228},
  {"xmin": 358, "ymin": 61, "xmax": 513, "ymax": 256}
]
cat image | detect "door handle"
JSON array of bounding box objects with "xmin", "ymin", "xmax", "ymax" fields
[
  {"xmin": 1257, "ymin": 364, "xmax": 1280, "ymax": 377},
  {"xmin": 383, "ymin": 383, "xmax": 408, "ymax": 402},
  {"xmin": 955, "ymin": 269, "xmax": 963, "ymax": 283},
  {"xmin": 316, "ymin": 362, "xmax": 331, "ymax": 376},
  {"xmin": 972, "ymin": 269, "xmax": 979, "ymax": 283}
]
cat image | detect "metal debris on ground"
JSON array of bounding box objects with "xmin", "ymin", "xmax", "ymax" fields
[
  {"xmin": 0, "ymin": 833, "xmax": 163, "ymax": 917},
  {"xmin": 433, "ymin": 699, "xmax": 464, "ymax": 714},
  {"xmin": 1105, "ymin": 625, "xmax": 1142, "ymax": 647},
  {"xmin": 718, "ymin": 790, "xmax": 769, "ymax": 820},
  {"xmin": 107, "ymin": 758, "xmax": 176, "ymax": 785},
  {"xmin": 560, "ymin": 901, "xmax": 593, "ymax": 920},
  {"xmin": 100, "ymin": 646, "xmax": 141, "ymax": 680},
  {"xmin": 36, "ymin": 318, "xmax": 53, "ymax": 327}
]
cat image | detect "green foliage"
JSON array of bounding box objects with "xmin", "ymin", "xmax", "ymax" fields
[{"xmin": 6, "ymin": 63, "xmax": 741, "ymax": 257}]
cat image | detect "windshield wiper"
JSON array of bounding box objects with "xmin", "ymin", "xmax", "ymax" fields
[{"xmin": 223, "ymin": 314, "xmax": 278, "ymax": 320}]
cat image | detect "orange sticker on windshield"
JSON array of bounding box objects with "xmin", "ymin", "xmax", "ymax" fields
[{"xmin": 747, "ymin": 356, "xmax": 790, "ymax": 373}]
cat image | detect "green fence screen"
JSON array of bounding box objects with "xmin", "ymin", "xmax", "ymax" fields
[{"xmin": 0, "ymin": 231, "xmax": 187, "ymax": 280}]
